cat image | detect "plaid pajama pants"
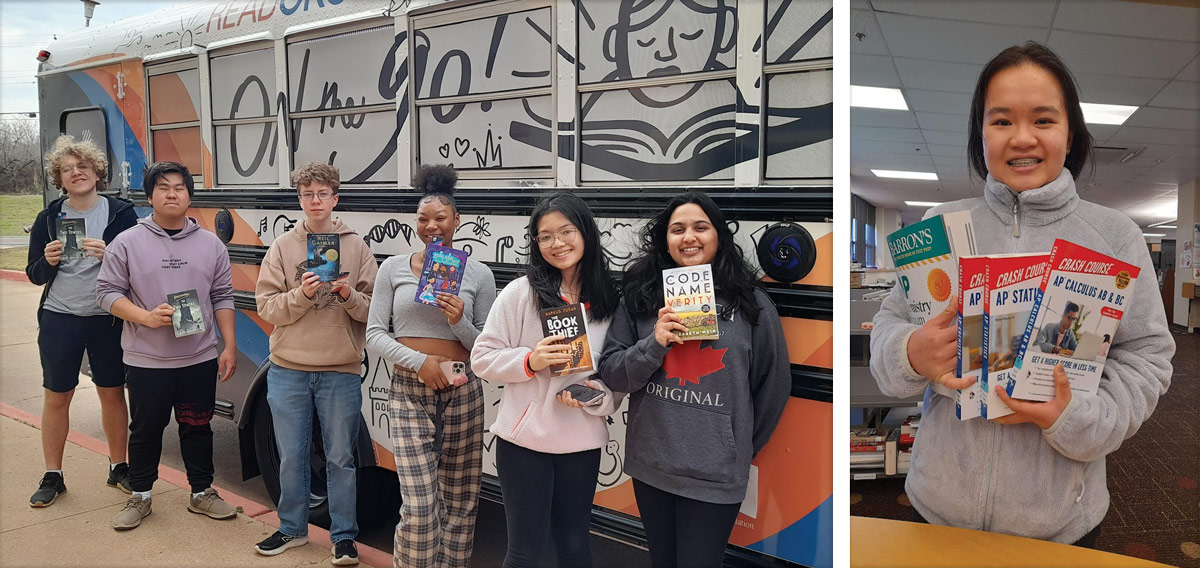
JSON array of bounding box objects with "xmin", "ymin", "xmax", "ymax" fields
[{"xmin": 389, "ymin": 366, "xmax": 484, "ymax": 568}]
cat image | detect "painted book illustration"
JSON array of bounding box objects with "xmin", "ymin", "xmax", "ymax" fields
[
  {"xmin": 306, "ymin": 233, "xmax": 340, "ymax": 282},
  {"xmin": 57, "ymin": 218, "xmax": 86, "ymax": 261},
  {"xmin": 539, "ymin": 303, "xmax": 593, "ymax": 376},
  {"xmin": 980, "ymin": 253, "xmax": 1050, "ymax": 419},
  {"xmin": 168, "ymin": 289, "xmax": 205, "ymax": 338},
  {"xmin": 1009, "ymin": 240, "xmax": 1137, "ymax": 401},
  {"xmin": 955, "ymin": 255, "xmax": 987, "ymax": 420},
  {"xmin": 662, "ymin": 264, "xmax": 719, "ymax": 341},
  {"xmin": 884, "ymin": 210, "xmax": 976, "ymax": 398},
  {"xmin": 414, "ymin": 243, "xmax": 468, "ymax": 306}
]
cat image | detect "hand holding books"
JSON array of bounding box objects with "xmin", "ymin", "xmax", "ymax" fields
[
  {"xmin": 43, "ymin": 240, "xmax": 64, "ymax": 266},
  {"xmin": 529, "ymin": 334, "xmax": 576, "ymax": 372},
  {"xmin": 142, "ymin": 303, "xmax": 175, "ymax": 328},
  {"xmin": 905, "ymin": 296, "xmax": 976, "ymax": 391},
  {"xmin": 654, "ymin": 305, "xmax": 687, "ymax": 347},
  {"xmin": 994, "ymin": 363, "xmax": 1071, "ymax": 429},
  {"xmin": 299, "ymin": 271, "xmax": 322, "ymax": 299}
]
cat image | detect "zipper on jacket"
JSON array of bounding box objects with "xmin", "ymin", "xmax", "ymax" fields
[
  {"xmin": 1011, "ymin": 200, "xmax": 1021, "ymax": 239},
  {"xmin": 981, "ymin": 423, "xmax": 999, "ymax": 531}
]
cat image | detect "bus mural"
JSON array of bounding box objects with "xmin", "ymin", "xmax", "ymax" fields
[{"xmin": 36, "ymin": 1, "xmax": 832, "ymax": 566}]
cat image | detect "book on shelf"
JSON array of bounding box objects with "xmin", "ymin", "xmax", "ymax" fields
[
  {"xmin": 850, "ymin": 428, "xmax": 887, "ymax": 443},
  {"xmin": 414, "ymin": 243, "xmax": 468, "ymax": 306},
  {"xmin": 1009, "ymin": 240, "xmax": 1137, "ymax": 401},
  {"xmin": 884, "ymin": 429, "xmax": 903, "ymax": 475},
  {"xmin": 306, "ymin": 233, "xmax": 340, "ymax": 282},
  {"xmin": 884, "ymin": 210, "xmax": 976, "ymax": 399},
  {"xmin": 900, "ymin": 415, "xmax": 921, "ymax": 436},
  {"xmin": 538, "ymin": 303, "xmax": 593, "ymax": 376},
  {"xmin": 981, "ymin": 253, "xmax": 1050, "ymax": 419},
  {"xmin": 850, "ymin": 453, "xmax": 885, "ymax": 467},
  {"xmin": 851, "ymin": 444, "xmax": 886, "ymax": 453},
  {"xmin": 662, "ymin": 264, "xmax": 719, "ymax": 340},
  {"xmin": 168, "ymin": 289, "xmax": 205, "ymax": 338},
  {"xmin": 955, "ymin": 255, "xmax": 987, "ymax": 420},
  {"xmin": 57, "ymin": 218, "xmax": 86, "ymax": 261}
]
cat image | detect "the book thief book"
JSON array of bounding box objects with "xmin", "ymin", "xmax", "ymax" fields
[
  {"xmin": 414, "ymin": 244, "xmax": 468, "ymax": 306},
  {"xmin": 981, "ymin": 253, "xmax": 1050, "ymax": 419},
  {"xmin": 306, "ymin": 233, "xmax": 340, "ymax": 282},
  {"xmin": 57, "ymin": 218, "xmax": 86, "ymax": 261},
  {"xmin": 539, "ymin": 303, "xmax": 593, "ymax": 376},
  {"xmin": 662, "ymin": 264, "xmax": 719, "ymax": 341},
  {"xmin": 168, "ymin": 289, "xmax": 206, "ymax": 338},
  {"xmin": 1009, "ymin": 240, "xmax": 1137, "ymax": 401}
]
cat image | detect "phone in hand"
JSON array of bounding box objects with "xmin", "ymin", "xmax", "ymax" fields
[
  {"xmin": 439, "ymin": 360, "xmax": 468, "ymax": 387},
  {"xmin": 559, "ymin": 383, "xmax": 605, "ymax": 406}
]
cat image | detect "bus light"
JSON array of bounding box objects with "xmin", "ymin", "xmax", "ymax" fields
[{"xmin": 37, "ymin": 50, "xmax": 50, "ymax": 62}]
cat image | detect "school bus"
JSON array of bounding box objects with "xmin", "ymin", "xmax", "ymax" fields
[{"xmin": 36, "ymin": 1, "xmax": 833, "ymax": 565}]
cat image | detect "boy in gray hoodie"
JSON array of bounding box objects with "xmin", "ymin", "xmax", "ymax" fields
[{"xmin": 97, "ymin": 162, "xmax": 239, "ymax": 530}]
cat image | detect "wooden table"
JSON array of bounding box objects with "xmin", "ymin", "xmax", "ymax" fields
[{"xmin": 851, "ymin": 516, "xmax": 1171, "ymax": 567}]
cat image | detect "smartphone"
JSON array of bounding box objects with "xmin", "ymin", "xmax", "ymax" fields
[
  {"xmin": 439, "ymin": 360, "xmax": 468, "ymax": 387},
  {"xmin": 560, "ymin": 383, "xmax": 605, "ymax": 406}
]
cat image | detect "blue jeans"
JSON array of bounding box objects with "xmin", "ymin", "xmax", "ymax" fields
[{"xmin": 266, "ymin": 363, "xmax": 361, "ymax": 542}]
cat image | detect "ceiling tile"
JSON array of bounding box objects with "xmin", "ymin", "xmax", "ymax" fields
[
  {"xmin": 1110, "ymin": 126, "xmax": 1199, "ymax": 146},
  {"xmin": 1049, "ymin": 30, "xmax": 1198, "ymax": 79},
  {"xmin": 876, "ymin": 12, "xmax": 1048, "ymax": 64},
  {"xmin": 905, "ymin": 89, "xmax": 973, "ymax": 115},
  {"xmin": 855, "ymin": 140, "xmax": 929, "ymax": 155},
  {"xmin": 922, "ymin": 130, "xmax": 968, "ymax": 147},
  {"xmin": 1125, "ymin": 107, "xmax": 1200, "ymax": 131},
  {"xmin": 850, "ymin": 53, "xmax": 902, "ymax": 88},
  {"xmin": 850, "ymin": 9, "xmax": 890, "ymax": 56},
  {"xmin": 850, "ymin": 126, "xmax": 927, "ymax": 143},
  {"xmin": 1053, "ymin": 0, "xmax": 1199, "ymax": 42},
  {"xmin": 932, "ymin": 155, "xmax": 962, "ymax": 166},
  {"xmin": 927, "ymin": 144, "xmax": 969, "ymax": 158},
  {"xmin": 1086, "ymin": 124, "xmax": 1122, "ymax": 143},
  {"xmin": 1140, "ymin": 144, "xmax": 1200, "ymax": 159},
  {"xmin": 869, "ymin": 0, "xmax": 1058, "ymax": 26},
  {"xmin": 850, "ymin": 151, "xmax": 935, "ymax": 167},
  {"xmin": 915, "ymin": 112, "xmax": 968, "ymax": 133},
  {"xmin": 1073, "ymin": 73, "xmax": 1171, "ymax": 107},
  {"xmin": 1177, "ymin": 55, "xmax": 1199, "ymax": 82},
  {"xmin": 1149, "ymin": 81, "xmax": 1200, "ymax": 110},
  {"xmin": 894, "ymin": 57, "xmax": 982, "ymax": 93},
  {"xmin": 851, "ymin": 107, "xmax": 919, "ymax": 128}
]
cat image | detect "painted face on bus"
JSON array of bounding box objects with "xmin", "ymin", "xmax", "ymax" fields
[
  {"xmin": 982, "ymin": 64, "xmax": 1072, "ymax": 192},
  {"xmin": 606, "ymin": 0, "xmax": 735, "ymax": 80},
  {"xmin": 59, "ymin": 155, "xmax": 99, "ymax": 197},
  {"xmin": 298, "ymin": 181, "xmax": 338, "ymax": 227},
  {"xmin": 536, "ymin": 211, "xmax": 584, "ymax": 275},
  {"xmin": 415, "ymin": 195, "xmax": 459, "ymax": 248},
  {"xmin": 666, "ymin": 203, "xmax": 717, "ymax": 267},
  {"xmin": 148, "ymin": 172, "xmax": 191, "ymax": 222}
]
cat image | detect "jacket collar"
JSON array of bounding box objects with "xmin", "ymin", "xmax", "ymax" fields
[{"xmin": 983, "ymin": 170, "xmax": 1079, "ymax": 227}]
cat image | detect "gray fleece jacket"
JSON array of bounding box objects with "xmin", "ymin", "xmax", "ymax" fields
[{"xmin": 869, "ymin": 170, "xmax": 1174, "ymax": 543}]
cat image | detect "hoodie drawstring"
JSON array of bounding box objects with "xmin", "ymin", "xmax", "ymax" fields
[{"xmin": 1012, "ymin": 200, "xmax": 1021, "ymax": 239}]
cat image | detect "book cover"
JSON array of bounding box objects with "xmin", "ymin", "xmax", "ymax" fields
[
  {"xmin": 414, "ymin": 244, "xmax": 468, "ymax": 306},
  {"xmin": 884, "ymin": 428, "xmax": 902, "ymax": 476},
  {"xmin": 538, "ymin": 302, "xmax": 593, "ymax": 376},
  {"xmin": 1008, "ymin": 240, "xmax": 1138, "ymax": 401},
  {"xmin": 884, "ymin": 210, "xmax": 976, "ymax": 398},
  {"xmin": 981, "ymin": 253, "xmax": 1050, "ymax": 419},
  {"xmin": 168, "ymin": 289, "xmax": 206, "ymax": 338},
  {"xmin": 57, "ymin": 218, "xmax": 86, "ymax": 261},
  {"xmin": 955, "ymin": 255, "xmax": 987, "ymax": 420},
  {"xmin": 849, "ymin": 428, "xmax": 887, "ymax": 443},
  {"xmin": 662, "ymin": 264, "xmax": 719, "ymax": 341},
  {"xmin": 306, "ymin": 233, "xmax": 340, "ymax": 282}
]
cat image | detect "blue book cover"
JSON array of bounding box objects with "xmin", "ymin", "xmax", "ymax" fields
[
  {"xmin": 414, "ymin": 244, "xmax": 468, "ymax": 306},
  {"xmin": 306, "ymin": 233, "xmax": 340, "ymax": 282}
]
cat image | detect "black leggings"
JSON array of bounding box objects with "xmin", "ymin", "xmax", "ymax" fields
[
  {"xmin": 910, "ymin": 507, "xmax": 1101, "ymax": 548},
  {"xmin": 632, "ymin": 479, "xmax": 741, "ymax": 568},
  {"xmin": 495, "ymin": 438, "xmax": 601, "ymax": 568}
]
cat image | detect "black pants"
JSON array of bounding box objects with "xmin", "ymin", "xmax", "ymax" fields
[
  {"xmin": 126, "ymin": 359, "xmax": 217, "ymax": 493},
  {"xmin": 910, "ymin": 507, "xmax": 1101, "ymax": 548},
  {"xmin": 632, "ymin": 478, "xmax": 741, "ymax": 568},
  {"xmin": 495, "ymin": 437, "xmax": 601, "ymax": 568}
]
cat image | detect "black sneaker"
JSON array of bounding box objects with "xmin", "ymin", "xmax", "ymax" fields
[
  {"xmin": 30, "ymin": 472, "xmax": 67, "ymax": 508},
  {"xmin": 255, "ymin": 530, "xmax": 308, "ymax": 556},
  {"xmin": 106, "ymin": 462, "xmax": 132, "ymax": 494},
  {"xmin": 331, "ymin": 540, "xmax": 359, "ymax": 566}
]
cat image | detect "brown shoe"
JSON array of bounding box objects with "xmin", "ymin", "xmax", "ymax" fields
[
  {"xmin": 187, "ymin": 488, "xmax": 236, "ymax": 520},
  {"xmin": 112, "ymin": 496, "xmax": 152, "ymax": 530}
]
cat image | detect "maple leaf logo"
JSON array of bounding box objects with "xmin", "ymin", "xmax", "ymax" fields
[{"xmin": 663, "ymin": 341, "xmax": 727, "ymax": 387}]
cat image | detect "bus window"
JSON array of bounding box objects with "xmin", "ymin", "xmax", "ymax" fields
[
  {"xmin": 210, "ymin": 46, "xmax": 278, "ymax": 185},
  {"xmin": 60, "ymin": 108, "xmax": 109, "ymax": 162},
  {"xmin": 147, "ymin": 62, "xmax": 204, "ymax": 181},
  {"xmin": 763, "ymin": 0, "xmax": 833, "ymax": 181}
]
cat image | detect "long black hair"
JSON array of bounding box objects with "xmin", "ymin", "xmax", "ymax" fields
[
  {"xmin": 622, "ymin": 191, "xmax": 761, "ymax": 325},
  {"xmin": 525, "ymin": 192, "xmax": 620, "ymax": 321},
  {"xmin": 413, "ymin": 163, "xmax": 458, "ymax": 212}
]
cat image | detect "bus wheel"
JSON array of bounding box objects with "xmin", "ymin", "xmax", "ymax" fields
[{"xmin": 250, "ymin": 392, "xmax": 333, "ymax": 528}]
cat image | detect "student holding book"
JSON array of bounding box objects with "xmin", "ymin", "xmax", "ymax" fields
[
  {"xmin": 471, "ymin": 192, "xmax": 623, "ymax": 568},
  {"xmin": 597, "ymin": 192, "xmax": 791, "ymax": 568},
  {"xmin": 365, "ymin": 165, "xmax": 496, "ymax": 568},
  {"xmin": 253, "ymin": 163, "xmax": 377, "ymax": 564},
  {"xmin": 869, "ymin": 42, "xmax": 1173, "ymax": 546},
  {"xmin": 25, "ymin": 135, "xmax": 139, "ymax": 507}
]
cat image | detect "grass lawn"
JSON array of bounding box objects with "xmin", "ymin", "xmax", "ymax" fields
[
  {"xmin": 0, "ymin": 194, "xmax": 43, "ymax": 236},
  {"xmin": 0, "ymin": 247, "xmax": 28, "ymax": 272}
]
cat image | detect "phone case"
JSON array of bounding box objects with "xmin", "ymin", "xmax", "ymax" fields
[
  {"xmin": 561, "ymin": 384, "xmax": 605, "ymax": 406},
  {"xmin": 439, "ymin": 360, "xmax": 468, "ymax": 387}
]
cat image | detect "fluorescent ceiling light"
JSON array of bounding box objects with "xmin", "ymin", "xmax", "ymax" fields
[
  {"xmin": 1142, "ymin": 233, "xmax": 1165, "ymax": 237},
  {"xmin": 873, "ymin": 169, "xmax": 938, "ymax": 180},
  {"xmin": 851, "ymin": 86, "xmax": 909, "ymax": 110},
  {"xmin": 904, "ymin": 201, "xmax": 943, "ymax": 207},
  {"xmin": 1080, "ymin": 102, "xmax": 1138, "ymax": 126}
]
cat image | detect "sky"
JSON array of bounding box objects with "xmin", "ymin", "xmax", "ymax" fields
[{"xmin": 0, "ymin": 0, "xmax": 179, "ymax": 116}]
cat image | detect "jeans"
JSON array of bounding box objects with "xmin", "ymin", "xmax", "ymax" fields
[{"xmin": 266, "ymin": 363, "xmax": 362, "ymax": 542}]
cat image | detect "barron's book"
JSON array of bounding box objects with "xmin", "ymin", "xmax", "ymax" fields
[
  {"xmin": 414, "ymin": 243, "xmax": 468, "ymax": 306},
  {"xmin": 981, "ymin": 253, "xmax": 1050, "ymax": 419},
  {"xmin": 955, "ymin": 255, "xmax": 987, "ymax": 420},
  {"xmin": 306, "ymin": 233, "xmax": 340, "ymax": 282},
  {"xmin": 538, "ymin": 302, "xmax": 593, "ymax": 376},
  {"xmin": 168, "ymin": 289, "xmax": 205, "ymax": 338},
  {"xmin": 57, "ymin": 218, "xmax": 86, "ymax": 261},
  {"xmin": 1008, "ymin": 240, "xmax": 1137, "ymax": 401},
  {"xmin": 662, "ymin": 263, "xmax": 719, "ymax": 341}
]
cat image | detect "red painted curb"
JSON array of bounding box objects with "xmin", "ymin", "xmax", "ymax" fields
[
  {"xmin": 0, "ymin": 269, "xmax": 30, "ymax": 283},
  {"xmin": 0, "ymin": 401, "xmax": 391, "ymax": 567}
]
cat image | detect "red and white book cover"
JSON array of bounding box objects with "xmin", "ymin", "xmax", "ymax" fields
[
  {"xmin": 1009, "ymin": 240, "xmax": 1138, "ymax": 401},
  {"xmin": 981, "ymin": 253, "xmax": 1050, "ymax": 418},
  {"xmin": 955, "ymin": 255, "xmax": 988, "ymax": 421}
]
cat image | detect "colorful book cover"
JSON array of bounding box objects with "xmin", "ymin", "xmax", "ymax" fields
[
  {"xmin": 1009, "ymin": 240, "xmax": 1137, "ymax": 401},
  {"xmin": 981, "ymin": 253, "xmax": 1050, "ymax": 419},
  {"xmin": 168, "ymin": 289, "xmax": 205, "ymax": 338},
  {"xmin": 662, "ymin": 264, "xmax": 719, "ymax": 341},
  {"xmin": 955, "ymin": 255, "xmax": 987, "ymax": 420},
  {"xmin": 306, "ymin": 233, "xmax": 340, "ymax": 282},
  {"xmin": 538, "ymin": 302, "xmax": 593, "ymax": 376},
  {"xmin": 414, "ymin": 243, "xmax": 468, "ymax": 306},
  {"xmin": 884, "ymin": 210, "xmax": 976, "ymax": 398},
  {"xmin": 57, "ymin": 218, "xmax": 86, "ymax": 261}
]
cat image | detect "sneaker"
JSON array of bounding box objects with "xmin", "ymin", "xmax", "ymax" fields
[
  {"xmin": 112, "ymin": 496, "xmax": 152, "ymax": 530},
  {"xmin": 187, "ymin": 488, "xmax": 237, "ymax": 520},
  {"xmin": 331, "ymin": 540, "xmax": 359, "ymax": 566},
  {"xmin": 29, "ymin": 472, "xmax": 67, "ymax": 508},
  {"xmin": 106, "ymin": 462, "xmax": 132, "ymax": 494},
  {"xmin": 255, "ymin": 530, "xmax": 309, "ymax": 556}
]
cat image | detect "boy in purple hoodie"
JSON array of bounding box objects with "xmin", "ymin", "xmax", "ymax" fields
[{"xmin": 96, "ymin": 162, "xmax": 239, "ymax": 530}]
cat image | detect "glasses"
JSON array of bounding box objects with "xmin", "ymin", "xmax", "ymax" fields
[
  {"xmin": 299, "ymin": 190, "xmax": 336, "ymax": 202},
  {"xmin": 536, "ymin": 227, "xmax": 579, "ymax": 248},
  {"xmin": 61, "ymin": 163, "xmax": 92, "ymax": 174}
]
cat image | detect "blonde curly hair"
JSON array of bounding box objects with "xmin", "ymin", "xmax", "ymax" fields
[
  {"xmin": 45, "ymin": 135, "xmax": 109, "ymax": 193},
  {"xmin": 290, "ymin": 162, "xmax": 340, "ymax": 193}
]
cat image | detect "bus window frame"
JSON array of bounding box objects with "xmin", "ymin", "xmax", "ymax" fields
[
  {"xmin": 58, "ymin": 106, "xmax": 113, "ymax": 188},
  {"xmin": 145, "ymin": 57, "xmax": 206, "ymax": 186},
  {"xmin": 208, "ymin": 41, "xmax": 281, "ymax": 188}
]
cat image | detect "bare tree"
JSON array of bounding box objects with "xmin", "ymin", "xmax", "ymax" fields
[{"xmin": 0, "ymin": 118, "xmax": 43, "ymax": 195}]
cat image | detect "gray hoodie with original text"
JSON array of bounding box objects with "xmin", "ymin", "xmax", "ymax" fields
[{"xmin": 869, "ymin": 170, "xmax": 1174, "ymax": 543}]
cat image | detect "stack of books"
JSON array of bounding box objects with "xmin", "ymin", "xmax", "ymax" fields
[{"xmin": 849, "ymin": 428, "xmax": 886, "ymax": 470}]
